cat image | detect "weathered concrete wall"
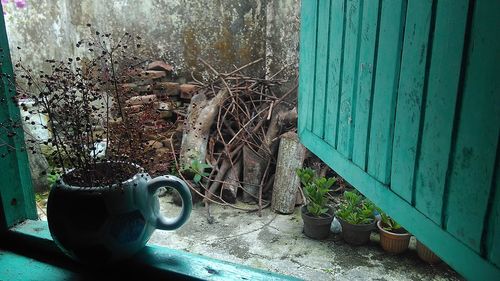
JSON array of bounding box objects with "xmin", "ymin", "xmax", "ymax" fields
[
  {"xmin": 265, "ymin": 0, "xmax": 300, "ymax": 84},
  {"xmin": 4, "ymin": 0, "xmax": 299, "ymax": 89}
]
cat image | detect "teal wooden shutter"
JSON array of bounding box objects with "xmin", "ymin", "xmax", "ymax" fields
[
  {"xmin": 0, "ymin": 8, "xmax": 37, "ymax": 230},
  {"xmin": 298, "ymin": 0, "xmax": 500, "ymax": 280}
]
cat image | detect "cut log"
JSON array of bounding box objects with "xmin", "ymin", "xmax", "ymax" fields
[
  {"xmin": 221, "ymin": 159, "xmax": 242, "ymax": 204},
  {"xmin": 180, "ymin": 89, "xmax": 228, "ymax": 168},
  {"xmin": 205, "ymin": 145, "xmax": 243, "ymax": 202},
  {"xmin": 242, "ymin": 146, "xmax": 265, "ymax": 203},
  {"xmin": 206, "ymin": 158, "xmax": 231, "ymax": 201},
  {"xmin": 242, "ymin": 107, "xmax": 298, "ymax": 202},
  {"xmin": 271, "ymin": 132, "xmax": 306, "ymax": 214}
]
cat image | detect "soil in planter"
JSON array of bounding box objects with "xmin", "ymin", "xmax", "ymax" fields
[{"xmin": 63, "ymin": 162, "xmax": 141, "ymax": 187}]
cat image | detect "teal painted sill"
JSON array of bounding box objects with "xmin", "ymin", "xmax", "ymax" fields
[{"xmin": 0, "ymin": 220, "xmax": 299, "ymax": 281}]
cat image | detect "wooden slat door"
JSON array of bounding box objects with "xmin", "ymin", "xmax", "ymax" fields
[{"xmin": 298, "ymin": 1, "xmax": 500, "ymax": 280}]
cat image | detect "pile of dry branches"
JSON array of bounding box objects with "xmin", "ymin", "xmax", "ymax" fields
[{"xmin": 171, "ymin": 58, "xmax": 297, "ymax": 221}]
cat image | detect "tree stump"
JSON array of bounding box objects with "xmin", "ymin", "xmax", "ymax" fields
[{"xmin": 271, "ymin": 132, "xmax": 306, "ymax": 214}]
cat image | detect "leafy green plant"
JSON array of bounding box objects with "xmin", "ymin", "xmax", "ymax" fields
[
  {"xmin": 380, "ymin": 212, "xmax": 404, "ymax": 233},
  {"xmin": 336, "ymin": 190, "xmax": 375, "ymax": 225},
  {"xmin": 47, "ymin": 171, "xmax": 60, "ymax": 188},
  {"xmin": 182, "ymin": 160, "xmax": 211, "ymax": 183},
  {"xmin": 297, "ymin": 168, "xmax": 336, "ymax": 217},
  {"xmin": 296, "ymin": 167, "xmax": 315, "ymax": 186}
]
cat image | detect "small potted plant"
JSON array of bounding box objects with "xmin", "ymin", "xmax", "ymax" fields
[
  {"xmin": 416, "ymin": 240, "xmax": 441, "ymax": 264},
  {"xmin": 297, "ymin": 168, "xmax": 336, "ymax": 240},
  {"xmin": 336, "ymin": 190, "xmax": 376, "ymax": 245},
  {"xmin": 377, "ymin": 212, "xmax": 411, "ymax": 254}
]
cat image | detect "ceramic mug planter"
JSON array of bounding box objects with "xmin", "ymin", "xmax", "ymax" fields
[
  {"xmin": 337, "ymin": 217, "xmax": 376, "ymax": 246},
  {"xmin": 376, "ymin": 220, "xmax": 411, "ymax": 254},
  {"xmin": 416, "ymin": 240, "xmax": 441, "ymax": 264},
  {"xmin": 47, "ymin": 162, "xmax": 192, "ymax": 265},
  {"xmin": 301, "ymin": 206, "xmax": 334, "ymax": 240}
]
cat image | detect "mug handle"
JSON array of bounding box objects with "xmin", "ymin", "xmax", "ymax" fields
[{"xmin": 146, "ymin": 175, "xmax": 192, "ymax": 230}]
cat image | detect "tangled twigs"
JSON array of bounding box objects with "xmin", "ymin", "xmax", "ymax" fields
[
  {"xmin": 168, "ymin": 135, "xmax": 270, "ymax": 213},
  {"xmin": 177, "ymin": 59, "xmax": 297, "ymax": 221}
]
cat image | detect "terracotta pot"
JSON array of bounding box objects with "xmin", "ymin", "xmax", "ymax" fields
[
  {"xmin": 301, "ymin": 206, "xmax": 334, "ymax": 240},
  {"xmin": 377, "ymin": 220, "xmax": 411, "ymax": 254},
  {"xmin": 416, "ymin": 240, "xmax": 441, "ymax": 264},
  {"xmin": 337, "ymin": 216, "xmax": 376, "ymax": 246}
]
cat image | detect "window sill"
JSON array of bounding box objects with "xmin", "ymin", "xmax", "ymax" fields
[{"xmin": 0, "ymin": 220, "xmax": 298, "ymax": 280}]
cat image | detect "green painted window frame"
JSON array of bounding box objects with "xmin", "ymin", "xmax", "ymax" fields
[
  {"xmin": 0, "ymin": 8, "xmax": 296, "ymax": 280},
  {"xmin": 0, "ymin": 7, "xmax": 38, "ymax": 232}
]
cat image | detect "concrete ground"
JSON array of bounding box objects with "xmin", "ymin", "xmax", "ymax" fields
[{"xmin": 148, "ymin": 193, "xmax": 463, "ymax": 281}]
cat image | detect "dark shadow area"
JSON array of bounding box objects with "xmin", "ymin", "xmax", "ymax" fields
[{"xmin": 0, "ymin": 230, "xmax": 203, "ymax": 281}]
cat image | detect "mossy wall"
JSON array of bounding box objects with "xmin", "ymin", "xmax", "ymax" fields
[{"xmin": 4, "ymin": 0, "xmax": 300, "ymax": 90}]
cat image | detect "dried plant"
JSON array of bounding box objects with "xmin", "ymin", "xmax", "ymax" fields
[{"xmin": 0, "ymin": 25, "xmax": 165, "ymax": 187}]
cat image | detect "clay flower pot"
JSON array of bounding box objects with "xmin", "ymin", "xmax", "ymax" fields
[
  {"xmin": 301, "ymin": 206, "xmax": 334, "ymax": 240},
  {"xmin": 416, "ymin": 240, "xmax": 441, "ymax": 264},
  {"xmin": 377, "ymin": 220, "xmax": 411, "ymax": 254},
  {"xmin": 337, "ymin": 217, "xmax": 376, "ymax": 246}
]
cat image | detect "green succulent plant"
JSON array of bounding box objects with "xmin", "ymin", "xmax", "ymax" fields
[
  {"xmin": 296, "ymin": 167, "xmax": 315, "ymax": 186},
  {"xmin": 297, "ymin": 168, "xmax": 336, "ymax": 217},
  {"xmin": 182, "ymin": 160, "xmax": 211, "ymax": 183},
  {"xmin": 336, "ymin": 190, "xmax": 375, "ymax": 225},
  {"xmin": 380, "ymin": 212, "xmax": 405, "ymax": 233}
]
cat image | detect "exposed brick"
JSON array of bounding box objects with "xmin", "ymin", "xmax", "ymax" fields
[
  {"xmin": 135, "ymin": 79, "xmax": 155, "ymax": 87},
  {"xmin": 128, "ymin": 70, "xmax": 166, "ymax": 81},
  {"xmin": 153, "ymin": 82, "xmax": 179, "ymax": 97},
  {"xmin": 136, "ymin": 85, "xmax": 152, "ymax": 93},
  {"xmin": 141, "ymin": 70, "xmax": 167, "ymax": 80},
  {"xmin": 120, "ymin": 83, "xmax": 138, "ymax": 92},
  {"xmin": 153, "ymin": 81, "xmax": 179, "ymax": 90},
  {"xmin": 125, "ymin": 94, "xmax": 157, "ymax": 106},
  {"xmin": 124, "ymin": 105, "xmax": 143, "ymax": 114},
  {"xmin": 179, "ymin": 84, "xmax": 199, "ymax": 100},
  {"xmin": 147, "ymin": 61, "xmax": 174, "ymax": 73}
]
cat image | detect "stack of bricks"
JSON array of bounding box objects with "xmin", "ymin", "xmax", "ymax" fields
[{"xmin": 118, "ymin": 61, "xmax": 199, "ymax": 175}]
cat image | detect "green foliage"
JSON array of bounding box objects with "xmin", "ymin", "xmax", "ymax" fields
[
  {"xmin": 35, "ymin": 191, "xmax": 49, "ymax": 203},
  {"xmin": 380, "ymin": 212, "xmax": 403, "ymax": 232},
  {"xmin": 336, "ymin": 190, "xmax": 375, "ymax": 225},
  {"xmin": 47, "ymin": 171, "xmax": 60, "ymax": 188},
  {"xmin": 297, "ymin": 168, "xmax": 336, "ymax": 217},
  {"xmin": 296, "ymin": 167, "xmax": 315, "ymax": 186},
  {"xmin": 182, "ymin": 160, "xmax": 211, "ymax": 183}
]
